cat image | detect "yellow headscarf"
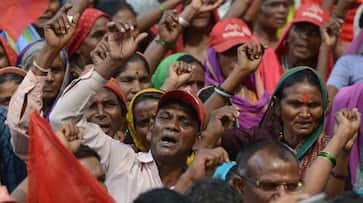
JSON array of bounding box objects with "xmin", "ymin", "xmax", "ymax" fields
[{"xmin": 126, "ymin": 88, "xmax": 164, "ymax": 152}]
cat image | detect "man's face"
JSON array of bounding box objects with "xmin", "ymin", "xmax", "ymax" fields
[
  {"xmin": 217, "ymin": 45, "xmax": 239, "ymax": 78},
  {"xmin": 84, "ymin": 88, "xmax": 125, "ymax": 138},
  {"xmin": 241, "ymin": 149, "xmax": 301, "ymax": 203},
  {"xmin": 149, "ymin": 103, "xmax": 199, "ymax": 161},
  {"xmin": 42, "ymin": 56, "xmax": 65, "ymax": 102}
]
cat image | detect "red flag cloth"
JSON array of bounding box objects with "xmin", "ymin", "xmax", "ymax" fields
[
  {"xmin": 0, "ymin": 0, "xmax": 49, "ymax": 41},
  {"xmin": 27, "ymin": 112, "xmax": 116, "ymax": 203}
]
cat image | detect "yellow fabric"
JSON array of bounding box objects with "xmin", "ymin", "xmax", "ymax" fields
[{"xmin": 126, "ymin": 88, "xmax": 164, "ymax": 152}]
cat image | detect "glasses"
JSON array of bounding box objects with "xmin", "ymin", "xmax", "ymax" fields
[{"xmin": 241, "ymin": 175, "xmax": 303, "ymax": 192}]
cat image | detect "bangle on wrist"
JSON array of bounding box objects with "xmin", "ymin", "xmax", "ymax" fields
[
  {"xmin": 158, "ymin": 4, "xmax": 165, "ymax": 13},
  {"xmin": 178, "ymin": 16, "xmax": 190, "ymax": 27},
  {"xmin": 318, "ymin": 151, "xmax": 336, "ymax": 167},
  {"xmin": 330, "ymin": 171, "xmax": 346, "ymax": 181},
  {"xmin": 155, "ymin": 38, "xmax": 174, "ymax": 50},
  {"xmin": 33, "ymin": 60, "xmax": 50, "ymax": 74},
  {"xmin": 214, "ymin": 86, "xmax": 233, "ymax": 98}
]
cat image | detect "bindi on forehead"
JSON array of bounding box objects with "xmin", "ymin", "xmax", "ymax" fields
[{"xmin": 300, "ymin": 94, "xmax": 311, "ymax": 103}]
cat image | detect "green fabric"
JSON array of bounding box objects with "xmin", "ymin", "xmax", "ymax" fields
[
  {"xmin": 151, "ymin": 53, "xmax": 187, "ymax": 89},
  {"xmin": 270, "ymin": 66, "xmax": 328, "ymax": 160}
]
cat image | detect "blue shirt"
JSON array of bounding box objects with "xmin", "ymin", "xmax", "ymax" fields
[
  {"xmin": 327, "ymin": 55, "xmax": 363, "ymax": 89},
  {"xmin": 0, "ymin": 107, "xmax": 27, "ymax": 192}
]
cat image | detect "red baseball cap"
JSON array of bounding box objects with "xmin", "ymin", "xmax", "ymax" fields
[
  {"xmin": 158, "ymin": 89, "xmax": 206, "ymax": 129},
  {"xmin": 209, "ymin": 18, "xmax": 253, "ymax": 53},
  {"xmin": 293, "ymin": 4, "xmax": 330, "ymax": 26}
]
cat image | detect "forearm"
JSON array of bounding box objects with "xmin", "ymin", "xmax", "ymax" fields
[
  {"xmin": 242, "ymin": 0, "xmax": 262, "ymax": 28},
  {"xmin": 31, "ymin": 44, "xmax": 60, "ymax": 76},
  {"xmin": 316, "ymin": 45, "xmax": 332, "ymax": 80},
  {"xmin": 204, "ymin": 68, "xmax": 251, "ymax": 118},
  {"xmin": 49, "ymin": 68, "xmax": 106, "ymax": 126},
  {"xmin": 224, "ymin": 0, "xmax": 249, "ymax": 19},
  {"xmin": 137, "ymin": 0, "xmax": 182, "ymax": 32},
  {"xmin": 144, "ymin": 38, "xmax": 170, "ymax": 73},
  {"xmin": 322, "ymin": 0, "xmax": 335, "ymax": 11},
  {"xmin": 174, "ymin": 172, "xmax": 195, "ymax": 193},
  {"xmin": 325, "ymin": 153, "xmax": 349, "ymax": 197},
  {"xmin": 303, "ymin": 133, "xmax": 345, "ymax": 195}
]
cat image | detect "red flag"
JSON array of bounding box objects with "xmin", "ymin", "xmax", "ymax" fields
[
  {"xmin": 0, "ymin": 0, "xmax": 49, "ymax": 40},
  {"xmin": 27, "ymin": 112, "xmax": 116, "ymax": 203}
]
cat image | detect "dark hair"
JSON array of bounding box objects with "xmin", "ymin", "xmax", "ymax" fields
[
  {"xmin": 275, "ymin": 68, "xmax": 321, "ymax": 100},
  {"xmin": 236, "ymin": 139, "xmax": 297, "ymax": 176},
  {"xmin": 74, "ymin": 145, "xmax": 101, "ymax": 161},
  {"xmin": 124, "ymin": 53, "xmax": 150, "ymax": 74},
  {"xmin": 177, "ymin": 55, "xmax": 204, "ymax": 71},
  {"xmin": 96, "ymin": 0, "xmax": 137, "ymax": 17},
  {"xmin": 0, "ymin": 73, "xmax": 24, "ymax": 85},
  {"xmin": 327, "ymin": 191, "xmax": 363, "ymax": 203},
  {"xmin": 133, "ymin": 188, "xmax": 190, "ymax": 203},
  {"xmin": 185, "ymin": 178, "xmax": 242, "ymax": 203}
]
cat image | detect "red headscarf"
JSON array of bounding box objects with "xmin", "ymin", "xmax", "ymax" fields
[
  {"xmin": 259, "ymin": 3, "xmax": 333, "ymax": 94},
  {"xmin": 105, "ymin": 78, "xmax": 127, "ymax": 111},
  {"xmin": 0, "ymin": 37, "xmax": 17, "ymax": 66},
  {"xmin": 27, "ymin": 112, "xmax": 116, "ymax": 203},
  {"xmin": 67, "ymin": 8, "xmax": 110, "ymax": 58}
]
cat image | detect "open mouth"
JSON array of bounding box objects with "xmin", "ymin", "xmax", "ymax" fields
[{"xmin": 160, "ymin": 135, "xmax": 178, "ymax": 146}]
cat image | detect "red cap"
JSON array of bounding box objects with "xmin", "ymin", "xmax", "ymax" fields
[
  {"xmin": 293, "ymin": 4, "xmax": 330, "ymax": 27},
  {"xmin": 158, "ymin": 89, "xmax": 206, "ymax": 129},
  {"xmin": 209, "ymin": 18, "xmax": 252, "ymax": 53}
]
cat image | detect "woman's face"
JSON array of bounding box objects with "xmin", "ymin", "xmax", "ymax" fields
[
  {"xmin": 179, "ymin": 63, "xmax": 204, "ymax": 93},
  {"xmin": 84, "ymin": 88, "xmax": 125, "ymax": 138},
  {"xmin": 42, "ymin": 55, "xmax": 65, "ymax": 102},
  {"xmin": 287, "ymin": 22, "xmax": 321, "ymax": 62},
  {"xmin": 0, "ymin": 45, "xmax": 9, "ymax": 68},
  {"xmin": 279, "ymin": 81, "xmax": 323, "ymax": 139},
  {"xmin": 190, "ymin": 11, "xmax": 212, "ymax": 29},
  {"xmin": 0, "ymin": 80, "xmax": 20, "ymax": 108},
  {"xmin": 79, "ymin": 16, "xmax": 110, "ymax": 64},
  {"xmin": 258, "ymin": 0, "xmax": 289, "ymax": 30},
  {"xmin": 217, "ymin": 46, "xmax": 239, "ymax": 78},
  {"xmin": 117, "ymin": 60, "xmax": 151, "ymax": 103},
  {"xmin": 133, "ymin": 98, "xmax": 159, "ymax": 150}
]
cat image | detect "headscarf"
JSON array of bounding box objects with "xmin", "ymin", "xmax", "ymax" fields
[
  {"xmin": 0, "ymin": 66, "xmax": 26, "ymax": 78},
  {"xmin": 104, "ymin": 78, "xmax": 127, "ymax": 113},
  {"xmin": 0, "ymin": 37, "xmax": 17, "ymax": 66},
  {"xmin": 205, "ymin": 48, "xmax": 270, "ymax": 129},
  {"xmin": 126, "ymin": 88, "xmax": 164, "ymax": 152},
  {"xmin": 344, "ymin": 28, "xmax": 363, "ymax": 55},
  {"xmin": 67, "ymin": 8, "xmax": 110, "ymax": 58},
  {"xmin": 324, "ymin": 83, "xmax": 363, "ymax": 189},
  {"xmin": 260, "ymin": 67, "xmax": 328, "ymax": 159},
  {"xmin": 16, "ymin": 40, "xmax": 72, "ymax": 115},
  {"xmin": 151, "ymin": 53, "xmax": 187, "ymax": 89}
]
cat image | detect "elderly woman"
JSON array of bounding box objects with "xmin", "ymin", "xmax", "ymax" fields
[
  {"xmin": 7, "ymin": 8, "xmax": 77, "ymax": 160},
  {"xmin": 126, "ymin": 88, "xmax": 164, "ymax": 152},
  {"xmin": 67, "ymin": 8, "xmax": 110, "ymax": 77},
  {"xmin": 259, "ymin": 3, "xmax": 341, "ymax": 94}
]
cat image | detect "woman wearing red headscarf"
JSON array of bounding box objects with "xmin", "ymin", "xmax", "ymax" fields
[
  {"xmin": 67, "ymin": 8, "xmax": 110, "ymax": 78},
  {"xmin": 258, "ymin": 4, "xmax": 342, "ymax": 94}
]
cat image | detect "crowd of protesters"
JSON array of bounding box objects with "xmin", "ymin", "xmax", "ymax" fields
[{"xmin": 1, "ymin": 0, "xmax": 363, "ymax": 202}]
